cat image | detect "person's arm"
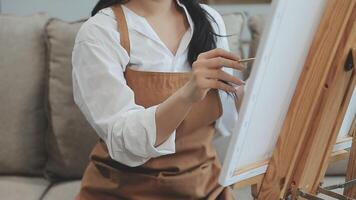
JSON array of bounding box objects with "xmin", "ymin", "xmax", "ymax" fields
[
  {"xmin": 72, "ymin": 13, "xmax": 188, "ymax": 166},
  {"xmin": 73, "ymin": 39, "xmax": 178, "ymax": 167},
  {"xmin": 201, "ymin": 4, "xmax": 245, "ymax": 137}
]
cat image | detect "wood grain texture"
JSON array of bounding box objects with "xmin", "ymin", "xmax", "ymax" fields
[
  {"xmin": 345, "ymin": 118, "xmax": 356, "ymax": 197},
  {"xmin": 293, "ymin": 5, "xmax": 356, "ymax": 193},
  {"xmin": 257, "ymin": 0, "xmax": 356, "ymax": 199}
]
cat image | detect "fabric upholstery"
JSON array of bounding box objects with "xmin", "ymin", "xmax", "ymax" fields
[
  {"xmin": 222, "ymin": 13, "xmax": 245, "ymax": 80},
  {"xmin": 246, "ymin": 14, "xmax": 266, "ymax": 81},
  {"xmin": 0, "ymin": 176, "xmax": 50, "ymax": 200},
  {"xmin": 44, "ymin": 18, "xmax": 98, "ymax": 180},
  {"xmin": 42, "ymin": 180, "xmax": 81, "ymax": 200},
  {"xmin": 222, "ymin": 13, "xmax": 244, "ymax": 56},
  {"xmin": 326, "ymin": 158, "xmax": 349, "ymax": 176},
  {"xmin": 248, "ymin": 15, "xmax": 266, "ymax": 59},
  {"xmin": 0, "ymin": 13, "xmax": 49, "ymax": 175}
]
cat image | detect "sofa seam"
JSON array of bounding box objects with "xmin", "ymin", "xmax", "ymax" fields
[
  {"xmin": 39, "ymin": 182, "xmax": 54, "ymax": 200},
  {"xmin": 42, "ymin": 17, "xmax": 55, "ymax": 182}
]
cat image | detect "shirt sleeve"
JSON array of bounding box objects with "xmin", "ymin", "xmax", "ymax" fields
[
  {"xmin": 201, "ymin": 4, "xmax": 240, "ymax": 138},
  {"xmin": 71, "ymin": 21, "xmax": 176, "ymax": 167}
]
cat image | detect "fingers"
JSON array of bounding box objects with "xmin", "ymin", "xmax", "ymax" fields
[
  {"xmin": 192, "ymin": 48, "xmax": 246, "ymax": 93},
  {"xmin": 202, "ymin": 78, "xmax": 237, "ymax": 92},
  {"xmin": 193, "ymin": 69, "xmax": 244, "ymax": 93},
  {"xmin": 195, "ymin": 57, "xmax": 245, "ymax": 71},
  {"xmin": 205, "ymin": 69, "xmax": 245, "ymax": 86},
  {"xmin": 198, "ymin": 48, "xmax": 240, "ymax": 61}
]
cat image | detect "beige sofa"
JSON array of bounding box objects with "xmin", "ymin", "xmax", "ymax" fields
[{"xmin": 0, "ymin": 11, "xmax": 347, "ymax": 200}]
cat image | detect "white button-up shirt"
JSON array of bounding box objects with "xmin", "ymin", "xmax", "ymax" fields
[{"xmin": 72, "ymin": 1, "xmax": 238, "ymax": 167}]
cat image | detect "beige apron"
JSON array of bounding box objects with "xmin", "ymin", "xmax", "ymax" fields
[{"xmin": 75, "ymin": 5, "xmax": 235, "ymax": 200}]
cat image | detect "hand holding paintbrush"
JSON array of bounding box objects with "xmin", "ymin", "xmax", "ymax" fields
[
  {"xmin": 182, "ymin": 49, "xmax": 254, "ymax": 104},
  {"xmin": 220, "ymin": 57, "xmax": 255, "ymax": 87},
  {"xmin": 221, "ymin": 57, "xmax": 255, "ymax": 105}
]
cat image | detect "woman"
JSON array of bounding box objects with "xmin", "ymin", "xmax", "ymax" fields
[{"xmin": 72, "ymin": 0, "xmax": 245, "ymax": 199}]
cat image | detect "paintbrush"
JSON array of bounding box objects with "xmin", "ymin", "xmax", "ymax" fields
[{"xmin": 238, "ymin": 57, "xmax": 256, "ymax": 63}]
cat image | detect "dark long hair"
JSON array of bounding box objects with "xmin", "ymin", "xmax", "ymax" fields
[{"xmin": 91, "ymin": 0, "xmax": 219, "ymax": 65}]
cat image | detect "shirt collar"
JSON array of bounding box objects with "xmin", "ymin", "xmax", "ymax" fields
[
  {"xmin": 100, "ymin": 0, "xmax": 194, "ymax": 56},
  {"xmin": 176, "ymin": 0, "xmax": 194, "ymax": 35}
]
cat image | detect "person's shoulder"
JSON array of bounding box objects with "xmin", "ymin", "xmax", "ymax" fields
[
  {"xmin": 200, "ymin": 4, "xmax": 224, "ymax": 21},
  {"xmin": 75, "ymin": 7, "xmax": 119, "ymax": 44},
  {"xmin": 199, "ymin": 4, "xmax": 226, "ymax": 33}
]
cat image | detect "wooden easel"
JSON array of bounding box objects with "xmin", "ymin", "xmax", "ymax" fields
[{"xmin": 230, "ymin": 0, "xmax": 356, "ymax": 199}]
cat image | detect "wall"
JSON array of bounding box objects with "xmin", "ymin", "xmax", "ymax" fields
[
  {"xmin": 0, "ymin": 0, "xmax": 98, "ymax": 21},
  {"xmin": 0, "ymin": 1, "xmax": 270, "ymax": 21}
]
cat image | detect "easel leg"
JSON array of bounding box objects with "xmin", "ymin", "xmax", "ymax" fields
[{"xmin": 344, "ymin": 122, "xmax": 356, "ymax": 198}]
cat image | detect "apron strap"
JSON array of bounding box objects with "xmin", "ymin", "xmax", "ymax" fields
[{"xmin": 112, "ymin": 4, "xmax": 131, "ymax": 56}]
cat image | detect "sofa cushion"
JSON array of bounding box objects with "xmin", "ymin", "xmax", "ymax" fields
[
  {"xmin": 44, "ymin": 19, "xmax": 98, "ymax": 180},
  {"xmin": 42, "ymin": 180, "xmax": 81, "ymax": 200},
  {"xmin": 248, "ymin": 15, "xmax": 266, "ymax": 60},
  {"xmin": 222, "ymin": 13, "xmax": 244, "ymax": 57},
  {"xmin": 246, "ymin": 14, "xmax": 266, "ymax": 81},
  {"xmin": 326, "ymin": 158, "xmax": 349, "ymax": 176},
  {"xmin": 221, "ymin": 12, "xmax": 245, "ymax": 80},
  {"xmin": 0, "ymin": 176, "xmax": 50, "ymax": 200},
  {"xmin": 0, "ymin": 13, "xmax": 49, "ymax": 175}
]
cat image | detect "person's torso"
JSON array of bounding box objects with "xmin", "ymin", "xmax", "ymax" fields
[{"xmin": 92, "ymin": 3, "xmax": 224, "ymax": 175}]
